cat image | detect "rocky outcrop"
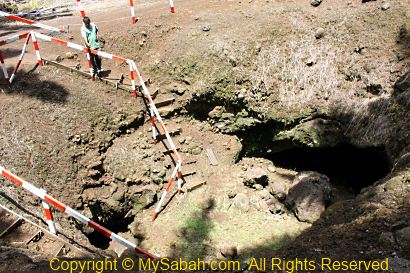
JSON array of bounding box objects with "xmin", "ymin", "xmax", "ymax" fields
[
  {"xmin": 273, "ymin": 119, "xmax": 343, "ymax": 149},
  {"xmin": 285, "ymin": 171, "xmax": 332, "ymax": 223}
]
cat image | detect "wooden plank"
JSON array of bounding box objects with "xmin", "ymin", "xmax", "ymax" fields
[
  {"xmin": 26, "ymin": 230, "xmax": 44, "ymax": 244},
  {"xmin": 187, "ymin": 181, "xmax": 207, "ymax": 192},
  {"xmin": 184, "ymin": 159, "xmax": 197, "ymax": 165},
  {"xmin": 163, "ymin": 147, "xmax": 180, "ymax": 155},
  {"xmin": 156, "ymin": 129, "xmax": 182, "ymax": 141},
  {"xmin": 182, "ymin": 171, "xmax": 196, "ymax": 177},
  {"xmin": 0, "ymin": 218, "xmax": 24, "ymax": 238},
  {"xmin": 206, "ymin": 148, "xmax": 219, "ymax": 166},
  {"xmin": 155, "ymin": 98, "xmax": 175, "ymax": 108}
]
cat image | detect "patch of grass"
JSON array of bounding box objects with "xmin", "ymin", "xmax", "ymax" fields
[{"xmin": 171, "ymin": 200, "xmax": 215, "ymax": 260}]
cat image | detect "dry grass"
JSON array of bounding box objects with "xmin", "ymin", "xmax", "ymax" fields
[{"xmin": 251, "ymin": 37, "xmax": 363, "ymax": 110}]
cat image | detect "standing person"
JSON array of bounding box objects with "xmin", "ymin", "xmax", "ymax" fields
[{"xmin": 81, "ymin": 16, "xmax": 103, "ymax": 76}]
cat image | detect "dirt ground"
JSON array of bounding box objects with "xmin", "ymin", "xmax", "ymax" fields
[{"xmin": 1, "ymin": 0, "xmax": 410, "ymax": 272}]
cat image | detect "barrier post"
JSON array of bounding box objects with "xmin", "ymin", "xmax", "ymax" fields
[
  {"xmin": 169, "ymin": 0, "xmax": 175, "ymax": 13},
  {"xmin": 129, "ymin": 62, "xmax": 137, "ymax": 96},
  {"xmin": 40, "ymin": 190, "xmax": 57, "ymax": 234},
  {"xmin": 130, "ymin": 0, "xmax": 137, "ymax": 24},
  {"xmin": 85, "ymin": 48, "xmax": 95, "ymax": 80},
  {"xmin": 76, "ymin": 0, "xmax": 86, "ymax": 17},
  {"xmin": 152, "ymin": 163, "xmax": 180, "ymax": 221},
  {"xmin": 9, "ymin": 33, "xmax": 31, "ymax": 84},
  {"xmin": 177, "ymin": 163, "xmax": 182, "ymax": 193},
  {"xmin": 150, "ymin": 106, "xmax": 158, "ymax": 143},
  {"xmin": 0, "ymin": 50, "xmax": 10, "ymax": 86},
  {"xmin": 30, "ymin": 32, "xmax": 43, "ymax": 66},
  {"xmin": 0, "ymin": 165, "xmax": 157, "ymax": 259}
]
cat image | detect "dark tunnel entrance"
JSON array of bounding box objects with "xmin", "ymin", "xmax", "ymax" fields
[{"xmin": 267, "ymin": 144, "xmax": 390, "ymax": 195}]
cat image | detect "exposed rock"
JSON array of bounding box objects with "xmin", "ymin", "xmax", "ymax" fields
[
  {"xmin": 220, "ymin": 244, "xmax": 238, "ymax": 258},
  {"xmin": 379, "ymin": 231, "xmax": 395, "ymax": 247},
  {"xmin": 65, "ymin": 52, "xmax": 75, "ymax": 59},
  {"xmin": 55, "ymin": 55, "xmax": 63, "ymax": 63},
  {"xmin": 170, "ymin": 86, "xmax": 186, "ymax": 96},
  {"xmin": 310, "ymin": 0, "xmax": 322, "ymax": 7},
  {"xmin": 285, "ymin": 171, "xmax": 332, "ymax": 223},
  {"xmin": 381, "ymin": 3, "xmax": 390, "ymax": 10},
  {"xmin": 267, "ymin": 166, "xmax": 276, "ymax": 173},
  {"xmin": 315, "ymin": 28, "xmax": 325, "ymax": 39},
  {"xmin": 208, "ymin": 106, "xmax": 225, "ymax": 119},
  {"xmin": 366, "ymin": 83, "xmax": 383, "ymax": 95},
  {"xmin": 388, "ymin": 257, "xmax": 410, "ymax": 273},
  {"xmin": 273, "ymin": 119, "xmax": 343, "ymax": 149},
  {"xmin": 233, "ymin": 193, "xmax": 250, "ymax": 212},
  {"xmin": 394, "ymin": 72, "xmax": 410, "ymax": 94},
  {"xmin": 395, "ymin": 227, "xmax": 410, "ymax": 252},
  {"xmin": 191, "ymin": 146, "xmax": 203, "ymax": 155},
  {"xmin": 243, "ymin": 167, "xmax": 269, "ymax": 188},
  {"xmin": 306, "ymin": 59, "xmax": 316, "ymax": 66},
  {"xmin": 269, "ymin": 180, "xmax": 288, "ymax": 201},
  {"xmin": 202, "ymin": 26, "xmax": 211, "ymax": 32},
  {"xmin": 267, "ymin": 198, "xmax": 288, "ymax": 215}
]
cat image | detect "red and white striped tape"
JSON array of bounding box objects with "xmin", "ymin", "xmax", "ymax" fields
[
  {"xmin": 0, "ymin": 11, "xmax": 64, "ymax": 33},
  {"xmin": 130, "ymin": 61, "xmax": 183, "ymax": 220},
  {"xmin": 131, "ymin": 62, "xmax": 181, "ymax": 161},
  {"xmin": 2, "ymin": 30, "xmax": 185, "ymax": 221},
  {"xmin": 40, "ymin": 190, "xmax": 57, "ymax": 234},
  {"xmin": 9, "ymin": 33, "xmax": 31, "ymax": 84},
  {"xmin": 0, "ymin": 165, "xmax": 156, "ymax": 259},
  {"xmin": 129, "ymin": 0, "xmax": 137, "ymax": 24},
  {"xmin": 0, "ymin": 32, "xmax": 30, "ymax": 47},
  {"xmin": 129, "ymin": 62, "xmax": 137, "ymax": 96},
  {"xmin": 75, "ymin": 0, "xmax": 86, "ymax": 17},
  {"xmin": 152, "ymin": 162, "xmax": 180, "ymax": 221},
  {"xmin": 30, "ymin": 32, "xmax": 43, "ymax": 66},
  {"xmin": 33, "ymin": 33, "xmax": 129, "ymax": 63},
  {"xmin": 169, "ymin": 0, "xmax": 175, "ymax": 13},
  {"xmin": 0, "ymin": 50, "xmax": 10, "ymax": 85}
]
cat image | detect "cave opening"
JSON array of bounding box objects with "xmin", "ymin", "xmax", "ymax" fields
[
  {"xmin": 86, "ymin": 216, "xmax": 134, "ymax": 250},
  {"xmin": 266, "ymin": 144, "xmax": 391, "ymax": 194}
]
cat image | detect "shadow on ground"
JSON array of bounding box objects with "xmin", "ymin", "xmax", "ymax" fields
[
  {"xmin": 0, "ymin": 48, "xmax": 22, "ymax": 59},
  {"xmin": 170, "ymin": 198, "xmax": 215, "ymax": 260},
  {"xmin": 3, "ymin": 68, "xmax": 69, "ymax": 104}
]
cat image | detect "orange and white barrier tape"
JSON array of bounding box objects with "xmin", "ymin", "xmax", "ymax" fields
[
  {"xmin": 130, "ymin": 61, "xmax": 184, "ymax": 220},
  {"xmin": 0, "ymin": 165, "xmax": 156, "ymax": 259},
  {"xmin": 2, "ymin": 30, "xmax": 185, "ymax": 221},
  {"xmin": 0, "ymin": 32, "xmax": 30, "ymax": 47},
  {"xmin": 152, "ymin": 162, "xmax": 180, "ymax": 221},
  {"xmin": 0, "ymin": 11, "xmax": 65, "ymax": 33},
  {"xmin": 9, "ymin": 33, "xmax": 31, "ymax": 84}
]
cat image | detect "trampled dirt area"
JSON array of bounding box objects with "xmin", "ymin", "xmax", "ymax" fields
[{"xmin": 1, "ymin": 0, "xmax": 410, "ymax": 272}]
